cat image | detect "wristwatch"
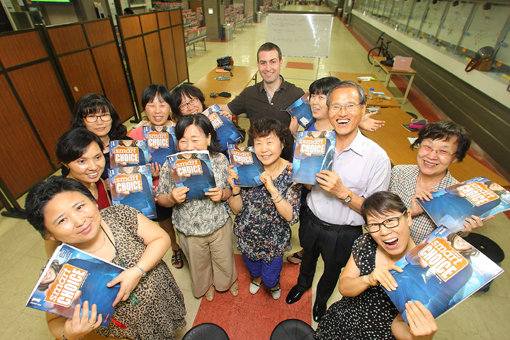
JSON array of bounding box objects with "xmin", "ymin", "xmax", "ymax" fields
[{"xmin": 343, "ymin": 190, "xmax": 353, "ymax": 204}]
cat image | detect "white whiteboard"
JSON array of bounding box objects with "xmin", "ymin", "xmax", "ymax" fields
[{"xmin": 266, "ymin": 13, "xmax": 334, "ymax": 58}]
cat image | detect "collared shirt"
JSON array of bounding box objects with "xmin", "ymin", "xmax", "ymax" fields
[
  {"xmin": 227, "ymin": 77, "xmax": 305, "ymax": 126},
  {"xmin": 306, "ymin": 130, "xmax": 391, "ymax": 226},
  {"xmin": 389, "ymin": 164, "xmax": 458, "ymax": 243}
]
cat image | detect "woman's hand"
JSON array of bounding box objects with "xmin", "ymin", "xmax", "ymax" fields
[
  {"xmin": 289, "ymin": 116, "xmax": 299, "ymax": 138},
  {"xmin": 150, "ymin": 162, "xmax": 162, "ymax": 178},
  {"xmin": 406, "ymin": 301, "xmax": 437, "ymax": 339},
  {"xmin": 260, "ymin": 171, "xmax": 277, "ymax": 196},
  {"xmin": 409, "ymin": 190, "xmax": 435, "ymax": 216},
  {"xmin": 63, "ymin": 301, "xmax": 102, "ymax": 340},
  {"xmin": 360, "ymin": 112, "xmax": 385, "ymax": 132},
  {"xmin": 462, "ymin": 215, "xmax": 485, "ymax": 233},
  {"xmin": 107, "ymin": 267, "xmax": 144, "ymax": 307},
  {"xmin": 365, "ymin": 264, "xmax": 403, "ymax": 291},
  {"xmin": 227, "ymin": 165, "xmax": 239, "ymax": 189},
  {"xmin": 205, "ymin": 187, "xmax": 223, "ymax": 202},
  {"xmin": 171, "ymin": 187, "xmax": 189, "ymax": 204}
]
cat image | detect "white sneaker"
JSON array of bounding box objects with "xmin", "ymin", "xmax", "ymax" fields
[
  {"xmin": 271, "ymin": 285, "xmax": 281, "ymax": 300},
  {"xmin": 249, "ymin": 280, "xmax": 261, "ymax": 294}
]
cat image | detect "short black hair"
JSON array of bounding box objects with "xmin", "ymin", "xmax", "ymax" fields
[
  {"xmin": 175, "ymin": 114, "xmax": 222, "ymax": 154},
  {"xmin": 141, "ymin": 84, "xmax": 173, "ymax": 111},
  {"xmin": 327, "ymin": 80, "xmax": 367, "ymax": 106},
  {"xmin": 71, "ymin": 93, "xmax": 127, "ymax": 140},
  {"xmin": 257, "ymin": 42, "xmax": 282, "ymax": 61},
  {"xmin": 309, "ymin": 76, "xmax": 341, "ymax": 96},
  {"xmin": 26, "ymin": 177, "xmax": 96, "ymax": 238},
  {"xmin": 56, "ymin": 128, "xmax": 104, "ymax": 176},
  {"xmin": 170, "ymin": 84, "xmax": 206, "ymax": 120},
  {"xmin": 361, "ymin": 191, "xmax": 408, "ymax": 224},
  {"xmin": 411, "ymin": 121, "xmax": 471, "ymax": 161},
  {"xmin": 248, "ymin": 119, "xmax": 293, "ymax": 149}
]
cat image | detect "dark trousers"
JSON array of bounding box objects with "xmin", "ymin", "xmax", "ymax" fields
[{"xmin": 296, "ymin": 205, "xmax": 362, "ymax": 306}]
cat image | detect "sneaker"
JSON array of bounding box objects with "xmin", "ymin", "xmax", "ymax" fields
[
  {"xmin": 270, "ymin": 284, "xmax": 281, "ymax": 300},
  {"xmin": 249, "ymin": 280, "xmax": 261, "ymax": 295}
]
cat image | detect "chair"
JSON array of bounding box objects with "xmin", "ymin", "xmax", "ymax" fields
[
  {"xmin": 182, "ymin": 323, "xmax": 229, "ymax": 340},
  {"xmin": 270, "ymin": 319, "xmax": 315, "ymax": 340}
]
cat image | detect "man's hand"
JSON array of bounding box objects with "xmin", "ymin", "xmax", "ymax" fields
[
  {"xmin": 360, "ymin": 112, "xmax": 385, "ymax": 132},
  {"xmin": 316, "ymin": 170, "xmax": 349, "ymax": 199}
]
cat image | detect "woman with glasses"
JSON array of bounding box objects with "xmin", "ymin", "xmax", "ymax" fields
[
  {"xmin": 389, "ymin": 121, "xmax": 483, "ymax": 244},
  {"xmin": 71, "ymin": 93, "xmax": 129, "ymax": 180},
  {"xmin": 315, "ymin": 191, "xmax": 437, "ymax": 340},
  {"xmin": 170, "ymin": 84, "xmax": 207, "ymax": 120}
]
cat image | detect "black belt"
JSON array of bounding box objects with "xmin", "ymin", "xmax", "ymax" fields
[{"xmin": 304, "ymin": 204, "xmax": 361, "ymax": 232}]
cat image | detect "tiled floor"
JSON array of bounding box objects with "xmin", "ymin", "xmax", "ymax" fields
[{"xmin": 1, "ymin": 4, "xmax": 509, "ymax": 340}]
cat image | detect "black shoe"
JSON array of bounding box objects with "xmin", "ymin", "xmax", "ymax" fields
[
  {"xmin": 313, "ymin": 300, "xmax": 326, "ymax": 322},
  {"xmin": 285, "ymin": 285, "xmax": 304, "ymax": 304}
]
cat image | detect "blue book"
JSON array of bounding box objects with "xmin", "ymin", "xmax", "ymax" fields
[
  {"xmin": 227, "ymin": 144, "xmax": 264, "ymax": 187},
  {"xmin": 108, "ymin": 165, "xmax": 157, "ymax": 219},
  {"xmin": 109, "ymin": 140, "xmax": 149, "ymax": 168},
  {"xmin": 286, "ymin": 93, "xmax": 314, "ymax": 129},
  {"xmin": 167, "ymin": 150, "xmax": 216, "ymax": 201},
  {"xmin": 202, "ymin": 104, "xmax": 243, "ymax": 151},
  {"xmin": 420, "ymin": 177, "xmax": 510, "ymax": 233},
  {"xmin": 26, "ymin": 244, "xmax": 125, "ymax": 328},
  {"xmin": 384, "ymin": 226, "xmax": 503, "ymax": 324},
  {"xmin": 291, "ymin": 130, "xmax": 336, "ymax": 185},
  {"xmin": 142, "ymin": 125, "xmax": 178, "ymax": 166}
]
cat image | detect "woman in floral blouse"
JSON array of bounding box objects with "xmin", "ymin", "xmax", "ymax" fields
[
  {"xmin": 228, "ymin": 119, "xmax": 302, "ymax": 300},
  {"xmin": 156, "ymin": 114, "xmax": 238, "ymax": 302}
]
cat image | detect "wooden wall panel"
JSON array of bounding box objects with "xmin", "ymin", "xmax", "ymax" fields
[
  {"xmin": 160, "ymin": 28, "xmax": 179, "ymax": 89},
  {"xmin": 0, "ymin": 75, "xmax": 54, "ymax": 197},
  {"xmin": 47, "ymin": 24, "xmax": 87, "ymax": 54},
  {"xmin": 125, "ymin": 37, "xmax": 150, "ymax": 108},
  {"xmin": 83, "ymin": 20, "xmax": 114, "ymax": 46},
  {"xmin": 0, "ymin": 31, "xmax": 47, "ymax": 68},
  {"xmin": 171, "ymin": 25, "xmax": 188, "ymax": 83},
  {"xmin": 58, "ymin": 50, "xmax": 103, "ymax": 101},
  {"xmin": 144, "ymin": 32, "xmax": 166, "ymax": 86},
  {"xmin": 140, "ymin": 13, "xmax": 158, "ymax": 33},
  {"xmin": 170, "ymin": 10, "xmax": 182, "ymax": 25},
  {"xmin": 8, "ymin": 62, "xmax": 71, "ymax": 164},
  {"xmin": 119, "ymin": 16, "xmax": 142, "ymax": 38},
  {"xmin": 92, "ymin": 43, "xmax": 135, "ymax": 122},
  {"xmin": 157, "ymin": 11, "xmax": 170, "ymax": 29}
]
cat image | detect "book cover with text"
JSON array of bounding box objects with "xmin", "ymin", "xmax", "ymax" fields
[
  {"xmin": 286, "ymin": 93, "xmax": 314, "ymax": 129},
  {"xmin": 109, "ymin": 165, "xmax": 156, "ymax": 219},
  {"xmin": 384, "ymin": 226, "xmax": 503, "ymax": 324},
  {"xmin": 167, "ymin": 150, "xmax": 216, "ymax": 200},
  {"xmin": 291, "ymin": 130, "xmax": 336, "ymax": 185},
  {"xmin": 420, "ymin": 177, "xmax": 510, "ymax": 233},
  {"xmin": 109, "ymin": 140, "xmax": 149, "ymax": 168},
  {"xmin": 227, "ymin": 144, "xmax": 264, "ymax": 187},
  {"xmin": 26, "ymin": 244, "xmax": 125, "ymax": 328},
  {"xmin": 202, "ymin": 104, "xmax": 243, "ymax": 151},
  {"xmin": 143, "ymin": 125, "xmax": 178, "ymax": 166}
]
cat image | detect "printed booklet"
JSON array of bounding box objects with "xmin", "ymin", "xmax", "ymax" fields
[
  {"xmin": 420, "ymin": 176, "xmax": 510, "ymax": 233},
  {"xmin": 143, "ymin": 125, "xmax": 178, "ymax": 166},
  {"xmin": 286, "ymin": 93, "xmax": 314, "ymax": 129},
  {"xmin": 109, "ymin": 164, "xmax": 157, "ymax": 219},
  {"xmin": 384, "ymin": 226, "xmax": 503, "ymax": 324},
  {"xmin": 202, "ymin": 104, "xmax": 243, "ymax": 151},
  {"xmin": 167, "ymin": 150, "xmax": 216, "ymax": 200},
  {"xmin": 26, "ymin": 244, "xmax": 125, "ymax": 328},
  {"xmin": 291, "ymin": 130, "xmax": 336, "ymax": 185},
  {"xmin": 109, "ymin": 140, "xmax": 149, "ymax": 168},
  {"xmin": 227, "ymin": 144, "xmax": 264, "ymax": 187}
]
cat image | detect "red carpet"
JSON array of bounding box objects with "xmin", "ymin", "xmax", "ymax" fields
[{"xmin": 192, "ymin": 255, "xmax": 312, "ymax": 339}]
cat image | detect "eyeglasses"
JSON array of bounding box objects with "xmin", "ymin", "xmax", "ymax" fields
[
  {"xmin": 330, "ymin": 103, "xmax": 361, "ymax": 114},
  {"xmin": 363, "ymin": 211, "xmax": 407, "ymax": 234},
  {"xmin": 419, "ymin": 143, "xmax": 454, "ymax": 158},
  {"xmin": 179, "ymin": 97, "xmax": 199, "ymax": 111},
  {"xmin": 84, "ymin": 113, "xmax": 112, "ymax": 123}
]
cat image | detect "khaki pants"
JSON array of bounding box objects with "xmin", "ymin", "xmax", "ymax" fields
[{"xmin": 178, "ymin": 217, "xmax": 237, "ymax": 297}]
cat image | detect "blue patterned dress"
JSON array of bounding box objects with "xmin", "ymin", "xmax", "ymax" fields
[{"xmin": 233, "ymin": 164, "xmax": 302, "ymax": 263}]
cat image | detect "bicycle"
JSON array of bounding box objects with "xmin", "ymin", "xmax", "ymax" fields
[{"xmin": 367, "ymin": 32, "xmax": 394, "ymax": 65}]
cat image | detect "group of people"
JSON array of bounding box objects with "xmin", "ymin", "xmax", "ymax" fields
[{"xmin": 24, "ymin": 42, "xmax": 485, "ymax": 340}]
